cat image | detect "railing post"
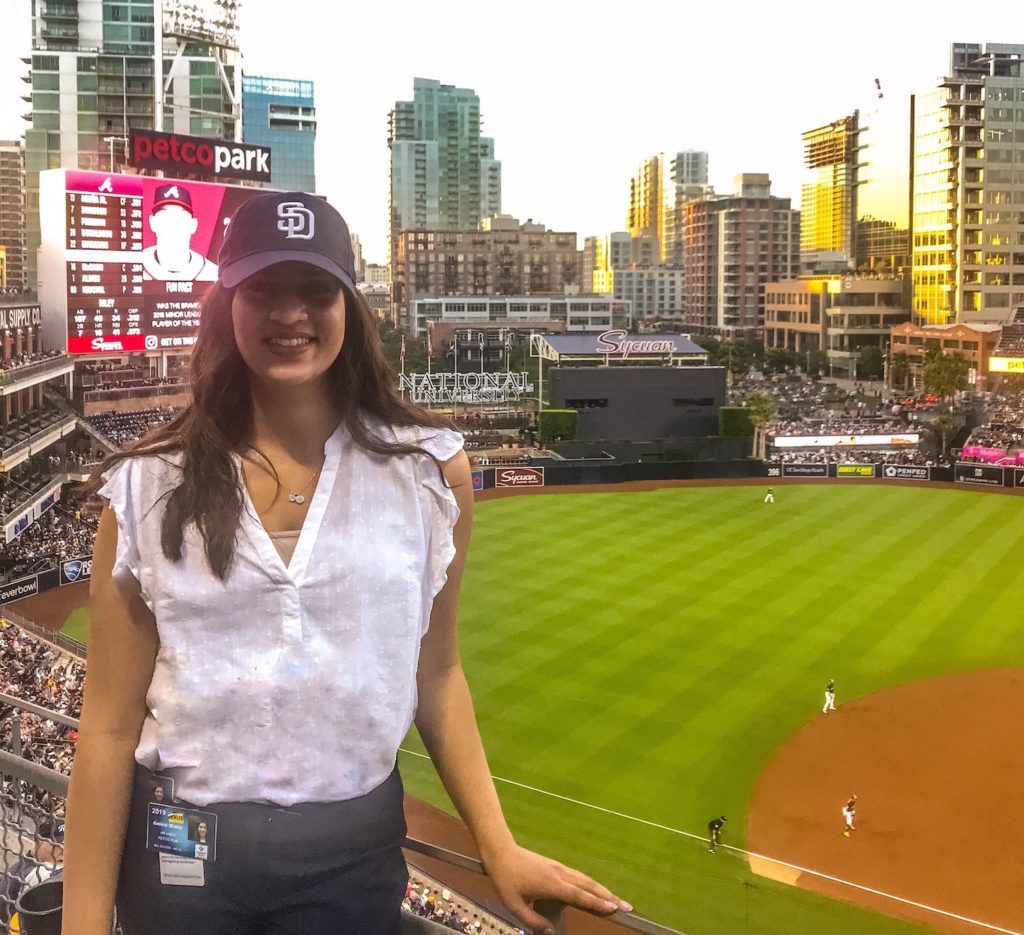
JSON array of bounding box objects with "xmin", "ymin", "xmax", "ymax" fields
[{"xmin": 12, "ymin": 715, "xmax": 21, "ymax": 757}]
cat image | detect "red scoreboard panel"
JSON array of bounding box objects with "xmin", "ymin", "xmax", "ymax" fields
[{"xmin": 39, "ymin": 170, "xmax": 262, "ymax": 355}]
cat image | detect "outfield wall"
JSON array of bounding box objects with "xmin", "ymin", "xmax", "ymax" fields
[
  {"xmin": 6, "ymin": 461, "xmax": 1024, "ymax": 606},
  {"xmin": 474, "ymin": 459, "xmax": 1024, "ymax": 490}
]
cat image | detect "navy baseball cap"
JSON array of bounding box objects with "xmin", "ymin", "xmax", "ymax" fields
[
  {"xmin": 218, "ymin": 191, "xmax": 356, "ymax": 291},
  {"xmin": 152, "ymin": 184, "xmax": 193, "ymax": 214}
]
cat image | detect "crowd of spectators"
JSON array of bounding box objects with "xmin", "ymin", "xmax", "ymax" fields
[
  {"xmin": 84, "ymin": 406, "xmax": 179, "ymax": 448},
  {"xmin": 767, "ymin": 449, "xmax": 942, "ymax": 466},
  {"xmin": 768, "ymin": 417, "xmax": 910, "ymax": 439},
  {"xmin": 0, "ymin": 499, "xmax": 98, "ymax": 582},
  {"xmin": 0, "ymin": 350, "xmax": 63, "ymax": 375},
  {"xmin": 405, "ymin": 878, "xmax": 520, "ymax": 935},
  {"xmin": 0, "ymin": 620, "xmax": 83, "ymax": 780},
  {"xmin": 962, "ymin": 388, "xmax": 1024, "ymax": 453}
]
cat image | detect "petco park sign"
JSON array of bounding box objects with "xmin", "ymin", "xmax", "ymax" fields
[
  {"xmin": 129, "ymin": 129, "xmax": 272, "ymax": 183},
  {"xmin": 399, "ymin": 371, "xmax": 534, "ymax": 404}
]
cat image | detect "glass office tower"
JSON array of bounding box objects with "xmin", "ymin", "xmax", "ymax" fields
[{"xmin": 242, "ymin": 75, "xmax": 316, "ymax": 192}]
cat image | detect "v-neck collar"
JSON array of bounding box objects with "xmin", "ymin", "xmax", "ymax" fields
[{"xmin": 236, "ymin": 421, "xmax": 345, "ymax": 585}]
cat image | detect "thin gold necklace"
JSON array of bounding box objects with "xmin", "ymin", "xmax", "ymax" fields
[{"xmin": 287, "ymin": 462, "xmax": 323, "ymax": 505}]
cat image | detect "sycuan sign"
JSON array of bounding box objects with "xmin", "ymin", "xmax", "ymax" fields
[
  {"xmin": 595, "ymin": 330, "xmax": 677, "ymax": 356},
  {"xmin": 495, "ymin": 468, "xmax": 545, "ymax": 488},
  {"xmin": 129, "ymin": 130, "xmax": 272, "ymax": 183}
]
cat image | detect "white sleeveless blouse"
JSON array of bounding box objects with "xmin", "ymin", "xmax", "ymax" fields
[{"xmin": 98, "ymin": 421, "xmax": 464, "ymax": 806}]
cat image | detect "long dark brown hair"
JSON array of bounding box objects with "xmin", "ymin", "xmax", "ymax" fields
[{"xmin": 89, "ymin": 280, "xmax": 451, "ymax": 579}]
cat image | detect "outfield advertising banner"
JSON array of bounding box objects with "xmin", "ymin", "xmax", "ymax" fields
[
  {"xmin": 495, "ymin": 467, "xmax": 545, "ymax": 488},
  {"xmin": 60, "ymin": 556, "xmax": 93, "ymax": 585},
  {"xmin": 781, "ymin": 463, "xmax": 828, "ymax": 478},
  {"xmin": 954, "ymin": 462, "xmax": 1004, "ymax": 486},
  {"xmin": 0, "ymin": 575, "xmax": 40, "ymax": 603},
  {"xmin": 1015, "ymin": 468, "xmax": 1024, "ymax": 488},
  {"xmin": 837, "ymin": 464, "xmax": 876, "ymax": 478},
  {"xmin": 881, "ymin": 464, "xmax": 930, "ymax": 481},
  {"xmin": 471, "ymin": 470, "xmax": 484, "ymax": 491}
]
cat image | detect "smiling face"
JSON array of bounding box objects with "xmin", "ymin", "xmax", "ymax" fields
[
  {"xmin": 197, "ymin": 821, "xmax": 208, "ymax": 842},
  {"xmin": 230, "ymin": 261, "xmax": 347, "ymax": 391}
]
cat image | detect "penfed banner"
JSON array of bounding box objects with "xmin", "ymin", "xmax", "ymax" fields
[
  {"xmin": 836, "ymin": 464, "xmax": 876, "ymax": 478},
  {"xmin": 781, "ymin": 463, "xmax": 828, "ymax": 478},
  {"xmin": 954, "ymin": 462, "xmax": 1004, "ymax": 486},
  {"xmin": 880, "ymin": 464, "xmax": 930, "ymax": 481}
]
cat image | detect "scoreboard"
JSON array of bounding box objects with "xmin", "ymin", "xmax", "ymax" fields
[{"xmin": 40, "ymin": 170, "xmax": 260, "ymax": 356}]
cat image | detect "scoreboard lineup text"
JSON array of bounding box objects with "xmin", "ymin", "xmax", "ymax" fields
[{"xmin": 67, "ymin": 189, "xmax": 146, "ymax": 348}]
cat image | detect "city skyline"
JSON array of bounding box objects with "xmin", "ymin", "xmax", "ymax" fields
[{"xmin": 0, "ymin": 1, "xmax": 1018, "ymax": 263}]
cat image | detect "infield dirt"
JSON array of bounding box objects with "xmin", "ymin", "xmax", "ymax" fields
[{"xmin": 747, "ymin": 667, "xmax": 1024, "ymax": 935}]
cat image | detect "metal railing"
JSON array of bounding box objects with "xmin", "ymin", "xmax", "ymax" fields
[
  {"xmin": 0, "ymin": 357, "xmax": 72, "ymax": 388},
  {"xmin": 83, "ymin": 383, "xmax": 187, "ymax": 403},
  {"xmin": 0, "ymin": 695, "xmax": 679, "ymax": 935},
  {"xmin": 0, "ymin": 607, "xmax": 86, "ymax": 661}
]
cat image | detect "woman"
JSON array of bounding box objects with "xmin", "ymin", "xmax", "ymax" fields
[{"xmin": 62, "ymin": 191, "xmax": 629, "ymax": 935}]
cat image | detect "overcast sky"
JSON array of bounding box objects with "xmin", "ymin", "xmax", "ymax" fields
[{"xmin": 0, "ymin": 2, "xmax": 1018, "ymax": 262}]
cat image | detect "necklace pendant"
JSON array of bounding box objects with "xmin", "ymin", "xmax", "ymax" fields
[{"xmin": 288, "ymin": 493, "xmax": 305, "ymax": 505}]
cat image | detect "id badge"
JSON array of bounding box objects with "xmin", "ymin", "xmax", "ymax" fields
[{"xmin": 146, "ymin": 804, "xmax": 217, "ymax": 862}]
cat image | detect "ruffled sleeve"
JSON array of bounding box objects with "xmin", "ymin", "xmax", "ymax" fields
[
  {"xmin": 414, "ymin": 428, "xmax": 465, "ymax": 612},
  {"xmin": 97, "ymin": 459, "xmax": 143, "ymax": 588},
  {"xmin": 414, "ymin": 427, "xmax": 465, "ymax": 462}
]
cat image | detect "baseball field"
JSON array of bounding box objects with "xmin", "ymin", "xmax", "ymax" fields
[{"xmin": 29, "ymin": 482, "xmax": 1024, "ymax": 934}]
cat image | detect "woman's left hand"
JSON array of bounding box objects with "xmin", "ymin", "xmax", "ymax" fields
[{"xmin": 481, "ymin": 842, "xmax": 632, "ymax": 935}]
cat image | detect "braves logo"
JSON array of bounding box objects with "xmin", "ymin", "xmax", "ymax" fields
[{"xmin": 277, "ymin": 202, "xmax": 314, "ymax": 240}]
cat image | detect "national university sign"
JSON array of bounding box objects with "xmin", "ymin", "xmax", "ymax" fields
[{"xmin": 399, "ymin": 371, "xmax": 534, "ymax": 404}]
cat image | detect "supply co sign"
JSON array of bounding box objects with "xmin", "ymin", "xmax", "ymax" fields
[
  {"xmin": 129, "ymin": 129, "xmax": 272, "ymax": 183},
  {"xmin": 495, "ymin": 467, "xmax": 545, "ymax": 488}
]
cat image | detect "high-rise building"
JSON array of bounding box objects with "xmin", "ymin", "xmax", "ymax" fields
[
  {"xmin": 242, "ymin": 75, "xmax": 316, "ymax": 192},
  {"xmin": 583, "ymin": 232, "xmax": 658, "ymax": 292},
  {"xmin": 764, "ymin": 274, "xmax": 909, "ymax": 379},
  {"xmin": 393, "ymin": 215, "xmax": 580, "ymax": 326},
  {"xmin": 856, "ymin": 216, "xmax": 910, "ymax": 273},
  {"xmin": 0, "ymin": 141, "xmax": 26, "ymax": 293},
  {"xmin": 680, "ymin": 174, "xmax": 800, "ymax": 338},
  {"xmin": 626, "ymin": 151, "xmax": 710, "ymax": 264},
  {"xmin": 388, "ymin": 78, "xmax": 502, "ymax": 283},
  {"xmin": 23, "ymin": 0, "xmax": 241, "ymax": 290},
  {"xmin": 800, "ymin": 112, "xmax": 861, "ymax": 270},
  {"xmin": 911, "ymin": 43, "xmax": 1024, "ymax": 326}
]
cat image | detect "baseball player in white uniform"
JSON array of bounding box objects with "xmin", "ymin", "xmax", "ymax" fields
[
  {"xmin": 823, "ymin": 678, "xmax": 836, "ymax": 713},
  {"xmin": 842, "ymin": 794, "xmax": 857, "ymax": 836}
]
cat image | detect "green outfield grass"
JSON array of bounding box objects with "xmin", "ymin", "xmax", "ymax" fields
[
  {"xmin": 58, "ymin": 483, "xmax": 1024, "ymax": 934},
  {"xmin": 397, "ymin": 484, "xmax": 1024, "ymax": 935}
]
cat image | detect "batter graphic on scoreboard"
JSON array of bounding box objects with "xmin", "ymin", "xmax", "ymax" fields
[{"xmin": 140, "ymin": 184, "xmax": 218, "ymax": 282}]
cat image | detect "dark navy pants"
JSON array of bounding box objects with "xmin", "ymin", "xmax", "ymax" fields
[{"xmin": 116, "ymin": 766, "xmax": 408, "ymax": 935}]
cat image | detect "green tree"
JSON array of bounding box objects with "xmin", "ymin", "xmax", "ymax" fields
[
  {"xmin": 857, "ymin": 345, "xmax": 884, "ymax": 380},
  {"xmin": 923, "ymin": 352, "xmax": 970, "ymax": 406},
  {"xmin": 890, "ymin": 352, "xmax": 911, "ymax": 391},
  {"xmin": 805, "ymin": 350, "xmax": 828, "ymax": 378},
  {"xmin": 741, "ymin": 391, "xmax": 779, "ymax": 459},
  {"xmin": 762, "ymin": 347, "xmax": 796, "ymax": 375}
]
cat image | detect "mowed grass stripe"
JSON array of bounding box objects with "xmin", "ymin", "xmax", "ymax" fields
[{"xmin": 404, "ymin": 484, "xmax": 1024, "ymax": 935}]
